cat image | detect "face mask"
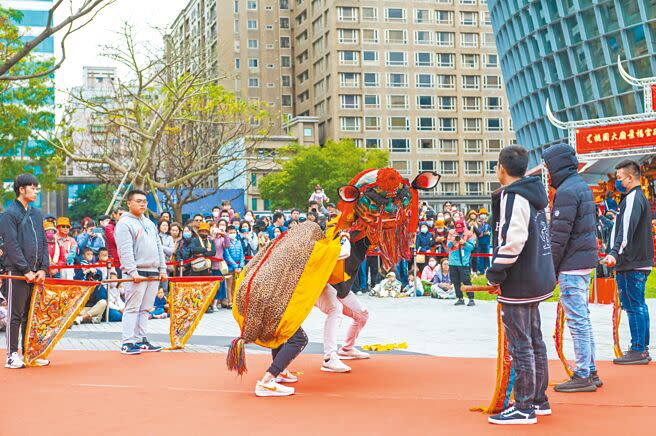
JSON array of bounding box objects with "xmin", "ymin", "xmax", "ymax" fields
[
  {"xmin": 420, "ymin": 228, "xmax": 428, "ymax": 234},
  {"xmin": 212, "ymin": 211, "xmax": 220, "ymax": 218},
  {"xmin": 427, "ymin": 220, "xmax": 434, "ymax": 227},
  {"xmin": 229, "ymin": 233, "xmax": 237, "ymax": 240},
  {"xmin": 428, "ymin": 261, "xmax": 437, "ymax": 267},
  {"xmin": 422, "ymin": 206, "xmax": 427, "ymax": 212},
  {"xmin": 615, "ymin": 178, "xmax": 627, "ymax": 193},
  {"xmin": 437, "ymin": 227, "xmax": 444, "ymax": 233},
  {"xmin": 241, "ymin": 228, "xmax": 249, "ymax": 233},
  {"xmin": 480, "ymin": 215, "xmax": 487, "ymax": 220},
  {"xmin": 183, "ymin": 231, "xmax": 192, "ymax": 239}
]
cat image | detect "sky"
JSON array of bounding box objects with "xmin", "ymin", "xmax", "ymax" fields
[{"xmin": 54, "ymin": 0, "xmax": 184, "ymax": 104}]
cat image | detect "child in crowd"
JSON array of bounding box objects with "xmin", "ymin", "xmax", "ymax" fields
[
  {"xmin": 370, "ymin": 272, "xmax": 402, "ymax": 298},
  {"xmin": 74, "ymin": 248, "xmax": 108, "ymax": 324},
  {"xmin": 421, "ymin": 257, "xmax": 439, "ymax": 284},
  {"xmin": 107, "ymin": 272, "xmax": 125, "ymax": 322},
  {"xmin": 402, "ymin": 273, "xmax": 424, "ymax": 297},
  {"xmin": 148, "ymin": 288, "xmax": 169, "ymax": 319},
  {"xmin": 431, "ymin": 259, "xmax": 456, "ymax": 299}
]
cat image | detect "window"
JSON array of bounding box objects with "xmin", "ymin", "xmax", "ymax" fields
[
  {"xmin": 248, "ymin": 58, "xmax": 259, "ymax": 68},
  {"xmin": 362, "ymin": 29, "xmax": 378, "ymax": 43},
  {"xmin": 486, "ymin": 139, "xmax": 503, "ymax": 153},
  {"xmin": 417, "ymin": 117, "xmax": 436, "ymax": 131},
  {"xmin": 441, "ymin": 182, "xmax": 460, "ymax": 196},
  {"xmin": 248, "ymin": 39, "xmax": 258, "ymax": 49},
  {"xmin": 419, "ymin": 161, "xmax": 435, "ymax": 172},
  {"xmin": 415, "ymin": 9, "xmax": 432, "ymax": 23},
  {"xmin": 482, "ymin": 33, "xmax": 496, "ymax": 48},
  {"xmin": 440, "ymin": 161, "xmax": 458, "ymax": 175},
  {"xmin": 248, "ymin": 77, "xmax": 259, "ymax": 87},
  {"xmin": 340, "ymin": 117, "xmax": 361, "ymax": 131},
  {"xmin": 339, "ymin": 50, "xmax": 359, "ymax": 65},
  {"xmin": 439, "ymin": 118, "xmax": 456, "ymax": 132},
  {"xmin": 484, "ymin": 75, "xmax": 502, "ymax": 89},
  {"xmin": 415, "ymin": 52, "xmax": 433, "ymax": 67},
  {"xmin": 390, "ymin": 138, "xmax": 410, "ymax": 152},
  {"xmin": 363, "ymin": 72, "xmax": 379, "ymax": 87},
  {"xmin": 280, "ymin": 0, "xmax": 289, "ymax": 8},
  {"xmin": 385, "ymin": 30, "xmax": 407, "ymax": 44},
  {"xmin": 386, "ymin": 51, "xmax": 407, "ymax": 66},
  {"xmin": 364, "ymin": 116, "xmax": 381, "ymax": 131},
  {"xmin": 464, "ymin": 139, "xmax": 482, "ymax": 153},
  {"xmin": 414, "ymin": 30, "xmax": 432, "ymax": 45},
  {"xmin": 417, "ymin": 95, "xmax": 435, "ymax": 109},
  {"xmin": 487, "ymin": 181, "xmax": 501, "ymax": 194},
  {"xmin": 486, "ymin": 161, "xmax": 497, "ymax": 175},
  {"xmin": 339, "ymin": 72, "xmax": 360, "ymax": 87},
  {"xmin": 280, "ymin": 36, "xmax": 291, "ymax": 48},
  {"xmin": 281, "ymin": 56, "xmax": 291, "ymax": 67},
  {"xmin": 484, "ymin": 53, "xmax": 498, "ymax": 68},
  {"xmin": 460, "ymin": 11, "xmax": 477, "ymax": 26},
  {"xmin": 304, "ymin": 127, "xmax": 313, "ymax": 137},
  {"xmin": 460, "ymin": 0, "xmax": 476, "ymax": 4},
  {"xmin": 366, "ymin": 138, "xmax": 381, "ymax": 149},
  {"xmin": 416, "ymin": 73, "xmax": 434, "ymax": 88},
  {"xmin": 463, "ymin": 118, "xmax": 481, "ymax": 132},
  {"xmin": 385, "ymin": 8, "xmax": 406, "ymax": 22},
  {"xmin": 388, "ymin": 116, "xmax": 410, "ymax": 131},
  {"xmin": 439, "ymin": 139, "xmax": 457, "ymax": 153},
  {"xmin": 461, "ymin": 54, "xmax": 479, "ymax": 69},
  {"xmin": 388, "ymin": 94, "xmax": 408, "ymax": 109},
  {"xmin": 465, "ymin": 182, "xmax": 483, "ymax": 196},
  {"xmin": 361, "ymin": 7, "xmax": 377, "ymax": 22},
  {"xmin": 418, "ymin": 138, "xmax": 437, "ymax": 151},
  {"xmin": 338, "ymin": 28, "xmax": 359, "ymax": 43},
  {"xmin": 435, "ymin": 10, "xmax": 453, "ymax": 25},
  {"xmin": 436, "ymin": 53, "xmax": 454, "ymax": 68},
  {"xmin": 460, "ymin": 33, "xmax": 478, "ymax": 48},
  {"xmin": 387, "ymin": 73, "xmax": 408, "ymax": 87},
  {"xmin": 437, "ymin": 74, "xmax": 455, "ymax": 89},
  {"xmin": 463, "ymin": 96, "xmax": 480, "ymax": 110},
  {"xmin": 485, "ymin": 118, "xmax": 503, "ymax": 131},
  {"xmin": 235, "ymin": 59, "xmax": 240, "ymax": 69},
  {"xmin": 280, "ymin": 17, "xmax": 290, "ymax": 28},
  {"xmin": 435, "ymin": 31, "xmax": 454, "ymax": 47},
  {"xmin": 337, "ymin": 7, "xmax": 358, "ymax": 22},
  {"xmin": 247, "ymin": 0, "xmax": 257, "ymax": 10},
  {"xmin": 364, "ymin": 94, "xmax": 380, "ymax": 108},
  {"xmin": 438, "ymin": 96, "xmax": 456, "ymax": 110},
  {"xmin": 462, "ymin": 75, "xmax": 480, "ymax": 89},
  {"xmin": 281, "ymin": 95, "xmax": 292, "ymax": 106},
  {"xmin": 484, "ymin": 96, "xmax": 502, "ymax": 110},
  {"xmin": 247, "ymin": 19, "xmax": 258, "ymax": 29},
  {"xmin": 234, "ymin": 0, "xmax": 239, "ymax": 13},
  {"xmin": 234, "ymin": 19, "xmax": 240, "ymax": 33},
  {"xmin": 340, "ymin": 94, "xmax": 360, "ymax": 109},
  {"xmin": 391, "ymin": 160, "xmax": 410, "ymax": 174},
  {"xmin": 362, "ymin": 50, "xmax": 379, "ymax": 64}
]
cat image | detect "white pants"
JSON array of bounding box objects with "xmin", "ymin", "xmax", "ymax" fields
[
  {"xmin": 121, "ymin": 280, "xmax": 159, "ymax": 344},
  {"xmin": 315, "ymin": 285, "xmax": 369, "ymax": 357}
]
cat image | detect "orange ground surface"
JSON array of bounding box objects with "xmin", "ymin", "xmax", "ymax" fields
[{"xmin": 1, "ymin": 350, "xmax": 654, "ymax": 435}]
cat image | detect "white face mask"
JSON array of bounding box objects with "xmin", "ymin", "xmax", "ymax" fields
[{"xmin": 428, "ymin": 261, "xmax": 437, "ymax": 267}]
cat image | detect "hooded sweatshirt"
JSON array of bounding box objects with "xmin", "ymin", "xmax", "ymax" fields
[
  {"xmin": 487, "ymin": 176, "xmax": 556, "ymax": 304},
  {"xmin": 542, "ymin": 143, "xmax": 598, "ymax": 274},
  {"xmin": 114, "ymin": 212, "xmax": 166, "ymax": 278}
]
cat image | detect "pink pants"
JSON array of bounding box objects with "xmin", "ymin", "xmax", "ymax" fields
[{"xmin": 315, "ymin": 284, "xmax": 369, "ymax": 357}]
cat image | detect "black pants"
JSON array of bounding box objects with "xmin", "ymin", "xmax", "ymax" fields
[
  {"xmin": 268, "ymin": 327, "xmax": 308, "ymax": 377},
  {"xmin": 5, "ymin": 274, "xmax": 34, "ymax": 355},
  {"xmin": 366, "ymin": 255, "xmax": 379, "ymax": 287},
  {"xmin": 449, "ymin": 265, "xmax": 473, "ymax": 300}
]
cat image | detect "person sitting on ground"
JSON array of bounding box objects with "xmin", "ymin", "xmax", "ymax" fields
[
  {"xmin": 402, "ymin": 272, "xmax": 424, "ymax": 297},
  {"xmin": 148, "ymin": 287, "xmax": 169, "ymax": 319},
  {"xmin": 107, "ymin": 272, "xmax": 125, "ymax": 322},
  {"xmin": 431, "ymin": 259, "xmax": 456, "ymax": 299},
  {"xmin": 74, "ymin": 248, "xmax": 108, "ymax": 324},
  {"xmin": 370, "ymin": 271, "xmax": 403, "ymax": 298},
  {"xmin": 421, "ymin": 257, "xmax": 440, "ymax": 284}
]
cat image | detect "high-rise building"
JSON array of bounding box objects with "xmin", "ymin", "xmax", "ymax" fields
[
  {"xmin": 488, "ymin": 1, "xmax": 656, "ymax": 165},
  {"xmin": 172, "ymin": 0, "xmax": 517, "ymax": 210}
]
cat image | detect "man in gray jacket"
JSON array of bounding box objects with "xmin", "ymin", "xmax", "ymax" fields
[{"xmin": 114, "ymin": 190, "xmax": 167, "ymax": 355}]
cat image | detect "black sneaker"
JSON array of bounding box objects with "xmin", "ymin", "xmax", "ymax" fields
[
  {"xmin": 136, "ymin": 338, "xmax": 162, "ymax": 353},
  {"xmin": 590, "ymin": 371, "xmax": 603, "ymax": 388},
  {"xmin": 121, "ymin": 343, "xmax": 142, "ymax": 355},
  {"xmin": 205, "ymin": 306, "xmax": 214, "ymax": 313},
  {"xmin": 554, "ymin": 374, "xmax": 597, "ymax": 393},
  {"xmin": 488, "ymin": 406, "xmax": 537, "ymax": 425},
  {"xmin": 454, "ymin": 299, "xmax": 465, "ymax": 306},
  {"xmin": 613, "ymin": 349, "xmax": 650, "ymax": 365},
  {"xmin": 467, "ymin": 299, "xmax": 475, "ymax": 307},
  {"xmin": 533, "ymin": 401, "xmax": 551, "ymax": 416}
]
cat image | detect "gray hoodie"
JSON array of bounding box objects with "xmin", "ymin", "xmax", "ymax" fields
[{"xmin": 114, "ymin": 212, "xmax": 166, "ymax": 277}]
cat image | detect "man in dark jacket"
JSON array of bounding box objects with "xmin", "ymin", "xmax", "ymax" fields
[
  {"xmin": 0, "ymin": 174, "xmax": 50, "ymax": 369},
  {"xmin": 486, "ymin": 146, "xmax": 556, "ymax": 425},
  {"xmin": 543, "ymin": 143, "xmax": 601, "ymax": 392},
  {"xmin": 603, "ymin": 160, "xmax": 654, "ymax": 365}
]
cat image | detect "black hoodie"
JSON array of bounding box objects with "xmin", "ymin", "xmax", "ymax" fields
[
  {"xmin": 542, "ymin": 143, "xmax": 598, "ymax": 273},
  {"xmin": 487, "ymin": 176, "xmax": 556, "ymax": 304}
]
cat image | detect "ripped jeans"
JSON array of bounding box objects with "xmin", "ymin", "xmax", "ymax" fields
[{"xmin": 315, "ymin": 285, "xmax": 369, "ymax": 357}]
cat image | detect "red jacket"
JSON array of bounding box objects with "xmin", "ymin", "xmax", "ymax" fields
[{"xmin": 104, "ymin": 221, "xmax": 119, "ymax": 262}]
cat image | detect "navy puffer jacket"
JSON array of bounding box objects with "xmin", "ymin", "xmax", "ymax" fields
[{"xmin": 542, "ymin": 143, "xmax": 598, "ymax": 273}]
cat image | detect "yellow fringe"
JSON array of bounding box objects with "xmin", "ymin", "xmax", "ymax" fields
[{"xmin": 167, "ymin": 281, "xmax": 221, "ymax": 350}]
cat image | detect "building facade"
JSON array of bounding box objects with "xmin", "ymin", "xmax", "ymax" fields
[{"xmin": 488, "ymin": 0, "xmax": 656, "ymax": 165}]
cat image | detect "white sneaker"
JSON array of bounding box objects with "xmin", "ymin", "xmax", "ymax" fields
[
  {"xmin": 338, "ymin": 347, "xmax": 371, "ymax": 360},
  {"xmin": 255, "ymin": 379, "xmax": 295, "ymax": 397},
  {"xmin": 321, "ymin": 353, "xmax": 351, "ymax": 373},
  {"xmin": 275, "ymin": 370, "xmax": 299, "ymax": 383},
  {"xmin": 73, "ymin": 316, "xmax": 82, "ymax": 325},
  {"xmin": 91, "ymin": 316, "xmax": 102, "ymax": 324},
  {"xmin": 33, "ymin": 358, "xmax": 50, "ymax": 367},
  {"xmin": 5, "ymin": 352, "xmax": 25, "ymax": 369}
]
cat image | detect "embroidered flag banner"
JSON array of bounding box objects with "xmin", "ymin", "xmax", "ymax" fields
[
  {"xmin": 553, "ymin": 301, "xmax": 575, "ymax": 378},
  {"xmin": 168, "ymin": 277, "xmax": 222, "ymax": 349},
  {"xmin": 24, "ymin": 279, "xmax": 97, "ymax": 366}
]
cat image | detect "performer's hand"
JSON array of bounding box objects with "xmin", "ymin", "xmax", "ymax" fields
[
  {"xmin": 132, "ymin": 274, "xmax": 143, "ymax": 283},
  {"xmin": 159, "ymin": 272, "xmax": 168, "ymax": 282},
  {"xmin": 24, "ymin": 271, "xmax": 36, "ymax": 283},
  {"xmin": 602, "ymin": 254, "xmax": 616, "ymax": 267},
  {"xmin": 35, "ymin": 270, "xmax": 46, "ymax": 285}
]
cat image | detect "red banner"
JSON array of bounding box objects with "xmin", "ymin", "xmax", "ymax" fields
[
  {"xmin": 652, "ymin": 84, "xmax": 656, "ymax": 111},
  {"xmin": 576, "ymin": 119, "xmax": 656, "ymax": 154}
]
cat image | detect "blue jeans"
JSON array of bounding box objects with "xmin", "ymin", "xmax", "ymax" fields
[
  {"xmin": 210, "ymin": 269, "xmax": 227, "ymax": 301},
  {"xmin": 108, "ymin": 308, "xmax": 123, "ymax": 322},
  {"xmin": 616, "ymin": 270, "xmax": 651, "ymax": 352},
  {"xmin": 396, "ymin": 260, "xmax": 408, "ymax": 287},
  {"xmin": 359, "ymin": 260, "xmax": 367, "ymax": 290},
  {"xmin": 501, "ymin": 303, "xmax": 549, "ymax": 410},
  {"xmin": 477, "ymin": 244, "xmax": 490, "ymax": 275},
  {"xmin": 559, "ymin": 273, "xmax": 596, "ymax": 378}
]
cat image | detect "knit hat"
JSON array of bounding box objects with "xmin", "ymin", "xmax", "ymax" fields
[
  {"xmin": 386, "ymin": 271, "xmax": 397, "ymax": 279},
  {"xmin": 56, "ymin": 217, "xmax": 71, "ymax": 227}
]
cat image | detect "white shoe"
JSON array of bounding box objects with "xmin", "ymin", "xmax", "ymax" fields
[
  {"xmin": 255, "ymin": 379, "xmax": 295, "ymax": 397},
  {"xmin": 91, "ymin": 316, "xmax": 102, "ymax": 324},
  {"xmin": 275, "ymin": 370, "xmax": 299, "ymax": 383},
  {"xmin": 73, "ymin": 316, "xmax": 82, "ymax": 325},
  {"xmin": 5, "ymin": 352, "xmax": 25, "ymax": 369},
  {"xmin": 338, "ymin": 347, "xmax": 371, "ymax": 360},
  {"xmin": 321, "ymin": 353, "xmax": 351, "ymax": 373},
  {"xmin": 33, "ymin": 358, "xmax": 50, "ymax": 367}
]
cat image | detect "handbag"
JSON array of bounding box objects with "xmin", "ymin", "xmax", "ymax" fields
[
  {"xmin": 219, "ymin": 260, "xmax": 229, "ymax": 275},
  {"xmin": 191, "ymin": 257, "xmax": 211, "ymax": 272},
  {"xmin": 415, "ymin": 254, "xmax": 426, "ymax": 264}
]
